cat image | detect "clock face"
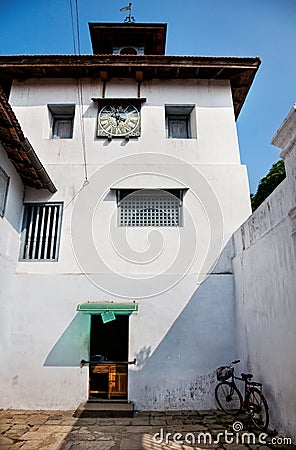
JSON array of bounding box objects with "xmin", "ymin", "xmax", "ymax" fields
[{"xmin": 98, "ymin": 103, "xmax": 140, "ymax": 137}]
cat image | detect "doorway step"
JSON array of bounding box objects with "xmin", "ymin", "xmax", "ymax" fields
[{"xmin": 74, "ymin": 400, "xmax": 134, "ymax": 418}]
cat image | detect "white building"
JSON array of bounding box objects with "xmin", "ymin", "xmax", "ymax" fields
[{"xmin": 0, "ymin": 22, "xmax": 260, "ymax": 411}]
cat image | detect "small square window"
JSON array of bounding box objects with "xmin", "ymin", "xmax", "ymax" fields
[
  {"xmin": 20, "ymin": 203, "xmax": 63, "ymax": 261},
  {"xmin": 0, "ymin": 166, "xmax": 9, "ymax": 218},
  {"xmin": 48, "ymin": 104, "xmax": 75, "ymax": 139},
  {"xmin": 165, "ymin": 105, "xmax": 195, "ymax": 139}
]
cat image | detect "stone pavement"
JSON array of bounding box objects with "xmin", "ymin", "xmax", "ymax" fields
[{"xmin": 0, "ymin": 409, "xmax": 294, "ymax": 450}]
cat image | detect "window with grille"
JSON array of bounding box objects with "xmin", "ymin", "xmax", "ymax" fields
[
  {"xmin": 165, "ymin": 105, "xmax": 195, "ymax": 139},
  {"xmin": 20, "ymin": 203, "xmax": 63, "ymax": 261},
  {"xmin": 117, "ymin": 190, "xmax": 183, "ymax": 227},
  {"xmin": 48, "ymin": 104, "xmax": 75, "ymax": 139},
  {"xmin": 0, "ymin": 166, "xmax": 9, "ymax": 218}
]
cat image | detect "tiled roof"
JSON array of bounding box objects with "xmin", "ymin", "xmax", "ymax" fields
[{"xmin": 0, "ymin": 87, "xmax": 56, "ymax": 192}]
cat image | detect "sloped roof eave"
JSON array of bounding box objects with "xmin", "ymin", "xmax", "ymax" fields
[
  {"xmin": 0, "ymin": 54, "xmax": 261, "ymax": 119},
  {"xmin": 0, "ymin": 87, "xmax": 56, "ymax": 193}
]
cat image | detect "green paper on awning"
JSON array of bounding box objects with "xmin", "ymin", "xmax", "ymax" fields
[{"xmin": 101, "ymin": 311, "xmax": 116, "ymax": 323}]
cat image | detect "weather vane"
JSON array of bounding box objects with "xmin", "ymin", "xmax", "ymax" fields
[{"xmin": 120, "ymin": 2, "xmax": 135, "ymax": 23}]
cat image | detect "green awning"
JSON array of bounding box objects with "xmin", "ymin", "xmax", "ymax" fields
[{"xmin": 77, "ymin": 302, "xmax": 138, "ymax": 315}]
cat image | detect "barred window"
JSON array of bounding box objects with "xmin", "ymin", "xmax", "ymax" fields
[
  {"xmin": 117, "ymin": 189, "xmax": 183, "ymax": 227},
  {"xmin": 20, "ymin": 203, "xmax": 63, "ymax": 261}
]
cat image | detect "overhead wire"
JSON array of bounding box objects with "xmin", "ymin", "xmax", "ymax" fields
[
  {"xmin": 75, "ymin": 0, "xmax": 81, "ymax": 55},
  {"xmin": 69, "ymin": 0, "xmax": 89, "ymax": 183},
  {"xmin": 69, "ymin": 0, "xmax": 77, "ymax": 54}
]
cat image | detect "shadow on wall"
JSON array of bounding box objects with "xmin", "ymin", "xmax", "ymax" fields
[
  {"xmin": 43, "ymin": 271, "xmax": 235, "ymax": 409},
  {"xmin": 132, "ymin": 277, "xmax": 235, "ymax": 378},
  {"xmin": 134, "ymin": 346, "xmax": 152, "ymax": 370},
  {"xmin": 44, "ymin": 313, "xmax": 90, "ymax": 366},
  {"xmin": 130, "ymin": 274, "xmax": 235, "ymax": 409}
]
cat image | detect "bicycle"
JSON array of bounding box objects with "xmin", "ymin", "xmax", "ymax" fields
[{"xmin": 215, "ymin": 359, "xmax": 269, "ymax": 431}]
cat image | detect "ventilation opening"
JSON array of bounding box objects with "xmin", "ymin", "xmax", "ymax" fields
[
  {"xmin": 117, "ymin": 189, "xmax": 183, "ymax": 227},
  {"xmin": 120, "ymin": 47, "xmax": 138, "ymax": 55}
]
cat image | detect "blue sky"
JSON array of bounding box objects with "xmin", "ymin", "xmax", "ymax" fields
[{"xmin": 0, "ymin": 0, "xmax": 295, "ymax": 193}]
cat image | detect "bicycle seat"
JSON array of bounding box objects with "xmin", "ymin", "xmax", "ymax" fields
[{"xmin": 241, "ymin": 373, "xmax": 253, "ymax": 381}]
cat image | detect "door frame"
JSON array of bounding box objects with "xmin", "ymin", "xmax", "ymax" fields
[
  {"xmin": 77, "ymin": 302, "xmax": 138, "ymax": 401},
  {"xmin": 89, "ymin": 314, "xmax": 129, "ymax": 400}
]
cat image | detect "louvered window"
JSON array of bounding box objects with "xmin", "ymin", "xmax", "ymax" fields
[
  {"xmin": 20, "ymin": 203, "xmax": 63, "ymax": 261},
  {"xmin": 118, "ymin": 190, "xmax": 182, "ymax": 227}
]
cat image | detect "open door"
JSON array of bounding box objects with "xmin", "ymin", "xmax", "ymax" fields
[{"xmin": 89, "ymin": 314, "xmax": 129, "ymax": 399}]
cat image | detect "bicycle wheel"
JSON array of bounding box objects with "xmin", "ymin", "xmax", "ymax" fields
[
  {"xmin": 215, "ymin": 382, "xmax": 242, "ymax": 414},
  {"xmin": 246, "ymin": 387, "xmax": 269, "ymax": 431}
]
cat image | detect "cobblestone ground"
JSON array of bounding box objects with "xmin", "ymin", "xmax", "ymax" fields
[{"xmin": 0, "ymin": 409, "xmax": 294, "ymax": 450}]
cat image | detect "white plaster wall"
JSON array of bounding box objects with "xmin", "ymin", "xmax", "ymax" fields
[
  {"xmin": 0, "ymin": 145, "xmax": 24, "ymax": 295},
  {"xmin": 1, "ymin": 270, "xmax": 235, "ymax": 410},
  {"xmin": 0, "ymin": 146, "xmax": 25, "ymax": 408},
  {"xmin": 0, "ymin": 77, "xmax": 250, "ymax": 410},
  {"xmin": 10, "ymin": 78, "xmax": 242, "ymax": 165},
  {"xmin": 233, "ymin": 180, "xmax": 296, "ymax": 440}
]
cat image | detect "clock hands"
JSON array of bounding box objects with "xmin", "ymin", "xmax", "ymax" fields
[{"xmin": 110, "ymin": 108, "xmax": 127, "ymax": 126}]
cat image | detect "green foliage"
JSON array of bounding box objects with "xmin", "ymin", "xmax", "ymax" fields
[{"xmin": 251, "ymin": 160, "xmax": 286, "ymax": 211}]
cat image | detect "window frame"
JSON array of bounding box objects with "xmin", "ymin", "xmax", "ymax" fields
[
  {"xmin": 19, "ymin": 202, "xmax": 63, "ymax": 262},
  {"xmin": 0, "ymin": 165, "xmax": 9, "ymax": 218},
  {"xmin": 165, "ymin": 105, "xmax": 195, "ymax": 139},
  {"xmin": 48, "ymin": 104, "xmax": 75, "ymax": 139}
]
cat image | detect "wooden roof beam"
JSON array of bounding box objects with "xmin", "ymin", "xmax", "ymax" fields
[
  {"xmin": 100, "ymin": 70, "xmax": 109, "ymax": 82},
  {"xmin": 135, "ymin": 70, "xmax": 143, "ymax": 82},
  {"xmin": 211, "ymin": 68, "xmax": 225, "ymax": 79}
]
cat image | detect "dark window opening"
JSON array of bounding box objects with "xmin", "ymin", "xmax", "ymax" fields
[
  {"xmin": 0, "ymin": 166, "xmax": 9, "ymax": 218},
  {"xmin": 48, "ymin": 104, "xmax": 75, "ymax": 139}
]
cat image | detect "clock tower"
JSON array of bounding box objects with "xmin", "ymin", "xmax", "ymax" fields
[{"xmin": 89, "ymin": 22, "xmax": 167, "ymax": 139}]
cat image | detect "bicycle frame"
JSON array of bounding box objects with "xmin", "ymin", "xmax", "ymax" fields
[{"xmin": 228, "ymin": 367, "xmax": 263, "ymax": 410}]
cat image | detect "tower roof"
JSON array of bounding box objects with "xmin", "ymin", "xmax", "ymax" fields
[{"xmin": 89, "ymin": 22, "xmax": 167, "ymax": 55}]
